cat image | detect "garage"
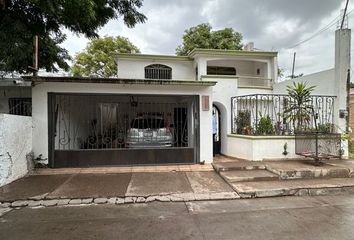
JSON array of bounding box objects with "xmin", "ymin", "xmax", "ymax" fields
[{"xmin": 48, "ymin": 93, "xmax": 199, "ymax": 167}]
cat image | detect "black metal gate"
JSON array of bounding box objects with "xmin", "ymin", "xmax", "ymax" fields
[
  {"xmin": 295, "ymin": 131, "xmax": 341, "ymax": 164},
  {"xmin": 48, "ymin": 93, "xmax": 199, "ymax": 168}
]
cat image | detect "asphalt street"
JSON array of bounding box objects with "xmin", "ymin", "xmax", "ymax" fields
[{"xmin": 1, "ymin": 195, "xmax": 354, "ymax": 240}]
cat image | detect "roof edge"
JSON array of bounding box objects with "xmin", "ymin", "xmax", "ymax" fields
[
  {"xmin": 24, "ymin": 76, "xmax": 216, "ymax": 86},
  {"xmin": 188, "ymin": 48, "xmax": 278, "ymax": 57},
  {"xmin": 116, "ymin": 53, "xmax": 192, "ymax": 61}
]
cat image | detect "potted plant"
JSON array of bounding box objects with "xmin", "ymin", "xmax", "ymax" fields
[
  {"xmin": 242, "ymin": 125, "xmax": 253, "ymax": 135},
  {"xmin": 317, "ymin": 123, "xmax": 335, "ymax": 133},
  {"xmin": 235, "ymin": 110, "xmax": 251, "ymax": 134},
  {"xmin": 256, "ymin": 114, "xmax": 274, "ymax": 135},
  {"xmin": 284, "ymin": 82, "xmax": 316, "ymax": 132}
]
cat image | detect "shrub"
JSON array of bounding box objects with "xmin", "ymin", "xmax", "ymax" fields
[{"xmin": 256, "ymin": 115, "xmax": 274, "ymax": 135}]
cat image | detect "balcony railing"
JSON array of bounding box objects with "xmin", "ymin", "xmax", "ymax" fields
[{"xmin": 237, "ymin": 76, "xmax": 272, "ymax": 88}]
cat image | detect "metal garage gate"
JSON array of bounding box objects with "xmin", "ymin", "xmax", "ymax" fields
[{"xmin": 48, "ymin": 93, "xmax": 199, "ymax": 168}]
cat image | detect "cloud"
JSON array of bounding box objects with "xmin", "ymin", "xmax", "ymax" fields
[{"xmin": 60, "ymin": 0, "xmax": 353, "ymax": 76}]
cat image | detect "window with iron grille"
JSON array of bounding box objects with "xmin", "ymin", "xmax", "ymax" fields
[
  {"xmin": 8, "ymin": 98, "xmax": 32, "ymax": 116},
  {"xmin": 145, "ymin": 64, "xmax": 172, "ymax": 79}
]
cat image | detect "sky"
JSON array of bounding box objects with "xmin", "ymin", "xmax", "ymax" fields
[{"xmin": 61, "ymin": 0, "xmax": 354, "ymax": 78}]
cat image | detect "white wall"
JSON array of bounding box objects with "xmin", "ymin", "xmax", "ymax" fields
[
  {"xmin": 208, "ymin": 77, "xmax": 237, "ymax": 154},
  {"xmin": 32, "ymin": 82, "xmax": 213, "ymax": 164},
  {"xmin": 273, "ymin": 69, "xmax": 336, "ymax": 95},
  {"xmin": 225, "ymin": 135, "xmax": 298, "ymax": 161},
  {"xmin": 117, "ymin": 59, "xmax": 195, "ymax": 80},
  {"xmin": 0, "ymin": 114, "xmax": 32, "ymax": 187}
]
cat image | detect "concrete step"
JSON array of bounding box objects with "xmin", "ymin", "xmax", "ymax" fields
[
  {"xmin": 213, "ymin": 160, "xmax": 354, "ymax": 179},
  {"xmin": 266, "ymin": 161, "xmax": 354, "ymax": 180},
  {"xmin": 220, "ymin": 170, "xmax": 279, "ymax": 182},
  {"xmin": 230, "ymin": 178, "xmax": 354, "ymax": 198},
  {"xmin": 272, "ymin": 168, "xmax": 352, "ymax": 180},
  {"xmin": 212, "ymin": 162, "xmax": 266, "ymax": 173}
]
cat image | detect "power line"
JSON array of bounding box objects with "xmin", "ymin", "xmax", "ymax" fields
[{"xmin": 287, "ymin": 9, "xmax": 353, "ymax": 49}]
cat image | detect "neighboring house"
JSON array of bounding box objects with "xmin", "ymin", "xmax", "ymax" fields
[
  {"xmin": 23, "ymin": 29, "xmax": 350, "ymax": 168},
  {"xmin": 0, "ymin": 78, "xmax": 32, "ymax": 116}
]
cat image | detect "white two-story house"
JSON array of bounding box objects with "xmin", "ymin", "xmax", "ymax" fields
[
  {"xmin": 27, "ymin": 47, "xmax": 278, "ymax": 167},
  {"xmin": 28, "ymin": 29, "xmax": 349, "ymax": 168}
]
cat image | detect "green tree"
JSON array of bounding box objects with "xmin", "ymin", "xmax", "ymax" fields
[
  {"xmin": 284, "ymin": 82, "xmax": 316, "ymax": 131},
  {"xmin": 176, "ymin": 23, "xmax": 243, "ymax": 56},
  {"xmin": 72, "ymin": 36, "xmax": 140, "ymax": 77},
  {"xmin": 0, "ymin": 0, "xmax": 146, "ymax": 74}
]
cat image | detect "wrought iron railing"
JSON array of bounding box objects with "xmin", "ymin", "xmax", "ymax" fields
[{"xmin": 231, "ymin": 94, "xmax": 336, "ymax": 135}]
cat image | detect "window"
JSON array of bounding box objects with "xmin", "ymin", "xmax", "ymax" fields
[
  {"xmin": 144, "ymin": 64, "xmax": 172, "ymax": 79},
  {"xmin": 8, "ymin": 98, "xmax": 32, "ymax": 116},
  {"xmin": 207, "ymin": 66, "xmax": 236, "ymax": 76}
]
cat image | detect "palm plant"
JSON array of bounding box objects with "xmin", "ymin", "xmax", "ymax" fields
[{"xmin": 284, "ymin": 82, "xmax": 316, "ymax": 132}]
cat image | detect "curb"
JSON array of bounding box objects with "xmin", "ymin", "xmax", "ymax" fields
[
  {"xmin": 0, "ymin": 192, "xmax": 240, "ymax": 209},
  {"xmin": 235, "ymin": 186, "xmax": 354, "ymax": 198}
]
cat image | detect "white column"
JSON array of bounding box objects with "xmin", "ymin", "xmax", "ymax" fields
[
  {"xmin": 334, "ymin": 29, "xmax": 351, "ymax": 133},
  {"xmin": 273, "ymin": 57, "xmax": 278, "ymax": 83},
  {"xmin": 334, "ymin": 29, "xmax": 351, "ymax": 158},
  {"xmin": 197, "ymin": 58, "xmax": 207, "ymax": 80}
]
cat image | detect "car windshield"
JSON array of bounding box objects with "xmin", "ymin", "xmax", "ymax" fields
[{"xmin": 131, "ymin": 118, "xmax": 165, "ymax": 129}]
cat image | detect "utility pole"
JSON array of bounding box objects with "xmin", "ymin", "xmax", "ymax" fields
[
  {"xmin": 28, "ymin": 35, "xmax": 39, "ymax": 76},
  {"xmin": 341, "ymin": 0, "xmax": 349, "ymax": 30},
  {"xmin": 291, "ymin": 52, "xmax": 296, "ymax": 79}
]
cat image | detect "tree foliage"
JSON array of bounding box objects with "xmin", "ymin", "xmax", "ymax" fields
[
  {"xmin": 176, "ymin": 23, "xmax": 243, "ymax": 56},
  {"xmin": 0, "ymin": 0, "xmax": 146, "ymax": 74},
  {"xmin": 72, "ymin": 36, "xmax": 140, "ymax": 77}
]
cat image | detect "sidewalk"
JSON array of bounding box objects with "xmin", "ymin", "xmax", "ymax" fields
[
  {"xmin": 2, "ymin": 157, "xmax": 354, "ymax": 209},
  {"xmin": 0, "ymin": 169, "xmax": 238, "ymax": 208}
]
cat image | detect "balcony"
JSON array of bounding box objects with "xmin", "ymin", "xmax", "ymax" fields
[
  {"xmin": 201, "ymin": 75, "xmax": 273, "ymax": 89},
  {"xmin": 237, "ymin": 76, "xmax": 272, "ymax": 89}
]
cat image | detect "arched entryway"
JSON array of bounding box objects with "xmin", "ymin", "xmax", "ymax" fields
[{"xmin": 212, "ymin": 105, "xmax": 221, "ymax": 156}]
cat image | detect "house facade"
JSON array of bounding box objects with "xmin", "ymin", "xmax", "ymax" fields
[
  {"xmin": 26, "ymin": 47, "xmax": 279, "ymax": 168},
  {"xmin": 23, "ymin": 29, "xmax": 350, "ymax": 168}
]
